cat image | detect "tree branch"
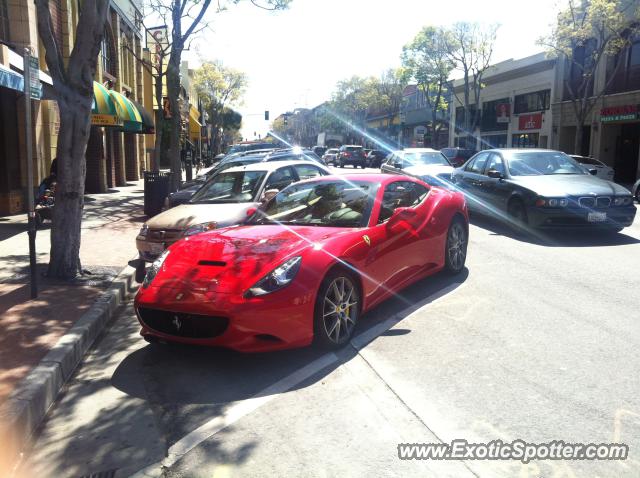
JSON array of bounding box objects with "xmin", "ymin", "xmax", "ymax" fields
[
  {"xmin": 181, "ymin": 0, "xmax": 212, "ymax": 42},
  {"xmin": 34, "ymin": 0, "xmax": 66, "ymax": 84}
]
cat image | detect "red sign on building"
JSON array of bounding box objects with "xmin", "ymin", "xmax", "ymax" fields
[{"xmin": 518, "ymin": 113, "xmax": 542, "ymax": 130}]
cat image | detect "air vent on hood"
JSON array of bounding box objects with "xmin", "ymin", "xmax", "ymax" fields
[{"xmin": 198, "ymin": 260, "xmax": 227, "ymax": 267}]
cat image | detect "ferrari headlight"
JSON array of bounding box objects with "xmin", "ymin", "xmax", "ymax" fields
[
  {"xmin": 183, "ymin": 221, "xmax": 217, "ymax": 237},
  {"xmin": 142, "ymin": 250, "xmax": 170, "ymax": 288},
  {"xmin": 613, "ymin": 196, "xmax": 632, "ymax": 206},
  {"xmin": 245, "ymin": 256, "xmax": 302, "ymax": 297},
  {"xmin": 139, "ymin": 224, "xmax": 148, "ymax": 237}
]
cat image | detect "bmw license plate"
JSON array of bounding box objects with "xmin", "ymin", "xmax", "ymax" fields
[
  {"xmin": 149, "ymin": 242, "xmax": 165, "ymax": 254},
  {"xmin": 588, "ymin": 212, "xmax": 607, "ymax": 223}
]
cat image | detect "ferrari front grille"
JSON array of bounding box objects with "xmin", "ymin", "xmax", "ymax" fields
[{"xmin": 137, "ymin": 307, "xmax": 229, "ymax": 339}]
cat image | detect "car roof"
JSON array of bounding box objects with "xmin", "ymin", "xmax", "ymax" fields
[
  {"xmin": 402, "ymin": 148, "xmax": 440, "ymax": 153},
  {"xmin": 482, "ymin": 148, "xmax": 561, "ymax": 154},
  {"xmin": 341, "ymin": 144, "xmax": 363, "ymax": 148},
  {"xmin": 297, "ymin": 173, "xmax": 424, "ymax": 186},
  {"xmin": 222, "ymin": 160, "xmax": 329, "ymax": 174},
  {"xmin": 263, "ymin": 149, "xmax": 317, "ymax": 159}
]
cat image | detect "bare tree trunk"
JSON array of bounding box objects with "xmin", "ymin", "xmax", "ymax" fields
[
  {"xmin": 574, "ymin": 118, "xmax": 584, "ymax": 155},
  {"xmin": 48, "ymin": 90, "xmax": 92, "ymax": 279},
  {"xmin": 152, "ymin": 73, "xmax": 164, "ymax": 171},
  {"xmin": 167, "ymin": 49, "xmax": 182, "ymax": 191}
]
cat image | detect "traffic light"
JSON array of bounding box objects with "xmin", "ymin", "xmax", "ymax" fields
[{"xmin": 264, "ymin": 110, "xmax": 269, "ymax": 121}]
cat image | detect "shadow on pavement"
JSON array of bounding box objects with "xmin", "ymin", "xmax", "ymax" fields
[
  {"xmin": 110, "ymin": 268, "xmax": 468, "ymax": 446},
  {"xmin": 0, "ymin": 222, "xmax": 27, "ymax": 241},
  {"xmin": 471, "ymin": 212, "xmax": 640, "ymax": 247}
]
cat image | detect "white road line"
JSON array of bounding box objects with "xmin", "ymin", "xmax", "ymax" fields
[
  {"xmin": 128, "ymin": 280, "xmax": 465, "ymax": 477},
  {"xmin": 161, "ymin": 351, "xmax": 338, "ymax": 468}
]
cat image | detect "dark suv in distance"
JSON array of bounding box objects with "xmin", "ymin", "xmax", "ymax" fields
[
  {"xmin": 366, "ymin": 149, "xmax": 388, "ymax": 168},
  {"xmin": 441, "ymin": 147, "xmax": 477, "ymax": 168},
  {"xmin": 337, "ymin": 145, "xmax": 367, "ymax": 168}
]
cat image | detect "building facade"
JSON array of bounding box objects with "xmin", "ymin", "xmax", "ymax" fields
[
  {"xmin": 450, "ymin": 53, "xmax": 559, "ymax": 153},
  {"xmin": 400, "ymin": 84, "xmax": 449, "ymax": 149},
  {"xmin": 551, "ymin": 32, "xmax": 640, "ymax": 184}
]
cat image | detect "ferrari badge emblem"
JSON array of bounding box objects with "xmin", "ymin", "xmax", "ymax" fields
[{"xmin": 363, "ymin": 235, "xmax": 371, "ymax": 246}]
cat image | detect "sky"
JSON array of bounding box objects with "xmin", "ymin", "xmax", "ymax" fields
[{"xmin": 185, "ymin": 0, "xmax": 565, "ymax": 140}]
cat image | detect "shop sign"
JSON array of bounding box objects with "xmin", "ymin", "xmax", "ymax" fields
[
  {"xmin": 518, "ymin": 113, "xmax": 542, "ymax": 130},
  {"xmin": 600, "ymin": 104, "xmax": 639, "ymax": 123}
]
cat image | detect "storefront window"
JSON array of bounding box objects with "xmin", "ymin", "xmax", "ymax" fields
[
  {"xmin": 514, "ymin": 90, "xmax": 550, "ymax": 114},
  {"xmin": 480, "ymin": 134, "xmax": 508, "ymax": 150},
  {"xmin": 481, "ymin": 98, "xmax": 509, "ymax": 131},
  {"xmin": 512, "ymin": 133, "xmax": 539, "ymax": 148}
]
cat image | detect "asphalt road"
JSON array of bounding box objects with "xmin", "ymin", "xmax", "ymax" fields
[{"xmin": 18, "ymin": 171, "xmax": 640, "ymax": 478}]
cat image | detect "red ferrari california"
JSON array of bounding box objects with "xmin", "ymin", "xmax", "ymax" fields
[{"xmin": 134, "ymin": 174, "xmax": 469, "ymax": 352}]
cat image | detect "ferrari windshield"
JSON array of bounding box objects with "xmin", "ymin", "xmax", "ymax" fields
[
  {"xmin": 506, "ymin": 151, "xmax": 588, "ymax": 176},
  {"xmin": 252, "ymin": 180, "xmax": 379, "ymax": 228},
  {"xmin": 403, "ymin": 151, "xmax": 450, "ymax": 166},
  {"xmin": 190, "ymin": 170, "xmax": 266, "ymax": 203}
]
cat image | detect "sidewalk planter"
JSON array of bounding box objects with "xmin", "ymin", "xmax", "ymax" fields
[{"xmin": 143, "ymin": 171, "xmax": 173, "ymax": 217}]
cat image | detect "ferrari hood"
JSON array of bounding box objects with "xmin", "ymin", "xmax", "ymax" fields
[
  {"xmin": 153, "ymin": 225, "xmax": 349, "ymax": 293},
  {"xmin": 145, "ymin": 202, "xmax": 260, "ymax": 230},
  {"xmin": 509, "ymin": 174, "xmax": 631, "ymax": 197}
]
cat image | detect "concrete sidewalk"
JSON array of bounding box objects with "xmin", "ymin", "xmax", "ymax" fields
[{"xmin": 0, "ymin": 180, "xmax": 145, "ymax": 473}]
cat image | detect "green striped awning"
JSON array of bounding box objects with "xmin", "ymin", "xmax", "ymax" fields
[
  {"xmin": 91, "ymin": 82, "xmax": 123, "ymax": 127},
  {"xmin": 109, "ymin": 90, "xmax": 143, "ymax": 133}
]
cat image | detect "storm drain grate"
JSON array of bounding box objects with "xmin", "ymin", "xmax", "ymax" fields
[{"xmin": 79, "ymin": 470, "xmax": 117, "ymax": 478}]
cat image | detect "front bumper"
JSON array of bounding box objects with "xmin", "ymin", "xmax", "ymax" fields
[
  {"xmin": 136, "ymin": 235, "xmax": 180, "ymax": 263},
  {"xmin": 134, "ymin": 283, "xmax": 316, "ymax": 352},
  {"xmin": 528, "ymin": 205, "xmax": 636, "ymax": 229}
]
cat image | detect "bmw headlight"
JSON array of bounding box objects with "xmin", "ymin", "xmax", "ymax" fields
[
  {"xmin": 139, "ymin": 224, "xmax": 148, "ymax": 237},
  {"xmin": 245, "ymin": 256, "xmax": 302, "ymax": 297},
  {"xmin": 535, "ymin": 197, "xmax": 568, "ymax": 207},
  {"xmin": 613, "ymin": 196, "xmax": 632, "ymax": 206},
  {"xmin": 142, "ymin": 249, "xmax": 170, "ymax": 288},
  {"xmin": 182, "ymin": 221, "xmax": 217, "ymax": 237}
]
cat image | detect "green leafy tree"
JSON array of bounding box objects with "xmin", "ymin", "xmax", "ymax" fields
[
  {"xmin": 193, "ymin": 60, "xmax": 247, "ymax": 154},
  {"xmin": 539, "ymin": 0, "xmax": 640, "ymax": 154},
  {"xmin": 402, "ymin": 26, "xmax": 453, "ymax": 147}
]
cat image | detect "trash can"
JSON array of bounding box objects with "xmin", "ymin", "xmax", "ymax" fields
[{"xmin": 143, "ymin": 171, "xmax": 173, "ymax": 217}]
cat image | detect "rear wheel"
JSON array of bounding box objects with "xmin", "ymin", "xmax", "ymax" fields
[
  {"xmin": 314, "ymin": 271, "xmax": 360, "ymax": 348},
  {"xmin": 444, "ymin": 217, "xmax": 468, "ymax": 274}
]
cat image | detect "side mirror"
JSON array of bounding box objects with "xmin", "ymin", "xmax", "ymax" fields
[
  {"xmin": 487, "ymin": 169, "xmax": 504, "ymax": 179},
  {"xmin": 262, "ymin": 188, "xmax": 279, "ymax": 202},
  {"xmin": 589, "ymin": 168, "xmax": 598, "ymax": 175}
]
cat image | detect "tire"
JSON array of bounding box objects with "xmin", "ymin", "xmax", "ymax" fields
[
  {"xmin": 444, "ymin": 216, "xmax": 468, "ymax": 274},
  {"xmin": 507, "ymin": 198, "xmax": 528, "ymax": 227},
  {"xmin": 314, "ymin": 270, "xmax": 360, "ymax": 348},
  {"xmin": 135, "ymin": 261, "xmax": 147, "ymax": 283},
  {"xmin": 339, "ymin": 161, "xmax": 344, "ymax": 168}
]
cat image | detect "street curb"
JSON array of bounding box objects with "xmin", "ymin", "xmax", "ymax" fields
[{"xmin": 0, "ymin": 264, "xmax": 138, "ymax": 475}]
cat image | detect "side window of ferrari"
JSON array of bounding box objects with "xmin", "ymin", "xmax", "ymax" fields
[{"xmin": 378, "ymin": 181, "xmax": 416, "ymax": 224}]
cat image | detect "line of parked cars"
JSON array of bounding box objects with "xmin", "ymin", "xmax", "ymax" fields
[
  {"xmin": 131, "ymin": 141, "xmax": 636, "ymax": 356},
  {"xmin": 377, "ymin": 147, "xmax": 635, "ymax": 232}
]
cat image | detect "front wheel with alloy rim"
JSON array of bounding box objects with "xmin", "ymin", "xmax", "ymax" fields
[
  {"xmin": 314, "ymin": 271, "xmax": 360, "ymax": 348},
  {"xmin": 444, "ymin": 217, "xmax": 468, "ymax": 274}
]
